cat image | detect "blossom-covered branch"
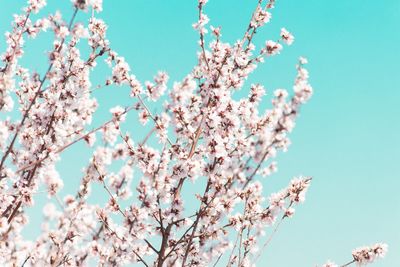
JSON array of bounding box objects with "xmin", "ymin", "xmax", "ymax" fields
[{"xmin": 322, "ymin": 243, "xmax": 388, "ymax": 267}]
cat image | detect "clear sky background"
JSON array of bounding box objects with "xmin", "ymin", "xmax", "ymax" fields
[{"xmin": 1, "ymin": 0, "xmax": 399, "ymax": 266}]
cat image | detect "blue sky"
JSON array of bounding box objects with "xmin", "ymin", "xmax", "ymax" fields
[{"xmin": 1, "ymin": 0, "xmax": 399, "ymax": 266}]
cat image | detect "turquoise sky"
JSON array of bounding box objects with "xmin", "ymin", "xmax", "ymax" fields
[{"xmin": 1, "ymin": 0, "xmax": 399, "ymax": 266}]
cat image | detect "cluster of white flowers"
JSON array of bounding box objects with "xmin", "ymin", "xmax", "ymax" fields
[
  {"xmin": 352, "ymin": 243, "xmax": 388, "ymax": 265},
  {"xmin": 251, "ymin": 6, "xmax": 272, "ymax": 28},
  {"xmin": 72, "ymin": 0, "xmax": 103, "ymax": 12},
  {"xmin": 321, "ymin": 243, "xmax": 388, "ymax": 267},
  {"xmin": 265, "ymin": 40, "xmax": 282, "ymax": 55},
  {"xmin": 28, "ymin": 0, "xmax": 47, "ymax": 13},
  {"xmin": 145, "ymin": 71, "xmax": 169, "ymax": 101},
  {"xmin": 0, "ymin": 0, "xmax": 387, "ymax": 266}
]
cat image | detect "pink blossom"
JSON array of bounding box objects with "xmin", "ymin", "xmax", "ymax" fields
[
  {"xmin": 352, "ymin": 243, "xmax": 388, "ymax": 265},
  {"xmin": 29, "ymin": 0, "xmax": 46, "ymax": 13},
  {"xmin": 265, "ymin": 40, "xmax": 283, "ymax": 55},
  {"xmin": 251, "ymin": 7, "xmax": 272, "ymax": 28},
  {"xmin": 57, "ymin": 26, "xmax": 69, "ymax": 39},
  {"xmin": 280, "ymin": 28, "xmax": 294, "ymax": 45}
]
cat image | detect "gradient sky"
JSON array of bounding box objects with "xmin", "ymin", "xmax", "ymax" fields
[{"xmin": 0, "ymin": 0, "xmax": 399, "ymax": 266}]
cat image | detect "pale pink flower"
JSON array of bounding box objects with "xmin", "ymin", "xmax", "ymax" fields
[
  {"xmin": 29, "ymin": 0, "xmax": 47, "ymax": 13},
  {"xmin": 280, "ymin": 27, "xmax": 294, "ymax": 45},
  {"xmin": 139, "ymin": 110, "xmax": 149, "ymax": 125},
  {"xmin": 352, "ymin": 243, "xmax": 388, "ymax": 265},
  {"xmin": 193, "ymin": 13, "xmax": 210, "ymax": 34},
  {"xmin": 89, "ymin": 0, "xmax": 103, "ymax": 12},
  {"xmin": 299, "ymin": 56, "xmax": 308, "ymax": 64},
  {"xmin": 110, "ymin": 106, "xmax": 126, "ymax": 122},
  {"xmin": 0, "ymin": 217, "xmax": 9, "ymax": 234},
  {"xmin": 58, "ymin": 26, "xmax": 70, "ymax": 39},
  {"xmin": 265, "ymin": 40, "xmax": 283, "ymax": 55},
  {"xmin": 251, "ymin": 7, "xmax": 271, "ymax": 28},
  {"xmin": 84, "ymin": 132, "xmax": 97, "ymax": 147}
]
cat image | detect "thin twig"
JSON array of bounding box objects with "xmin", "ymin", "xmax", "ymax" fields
[{"xmin": 340, "ymin": 260, "xmax": 356, "ymax": 267}]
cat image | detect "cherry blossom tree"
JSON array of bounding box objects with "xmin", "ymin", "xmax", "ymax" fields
[{"xmin": 0, "ymin": 0, "xmax": 387, "ymax": 266}]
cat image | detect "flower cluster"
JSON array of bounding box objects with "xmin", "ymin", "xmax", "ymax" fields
[
  {"xmin": 352, "ymin": 243, "xmax": 388, "ymax": 265},
  {"xmin": 321, "ymin": 243, "xmax": 388, "ymax": 267}
]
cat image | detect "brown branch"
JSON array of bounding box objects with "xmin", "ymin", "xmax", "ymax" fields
[
  {"xmin": 137, "ymin": 95, "xmax": 173, "ymax": 146},
  {"xmin": 181, "ymin": 179, "xmax": 211, "ymax": 266},
  {"xmin": 252, "ymin": 202, "xmax": 293, "ymax": 265}
]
